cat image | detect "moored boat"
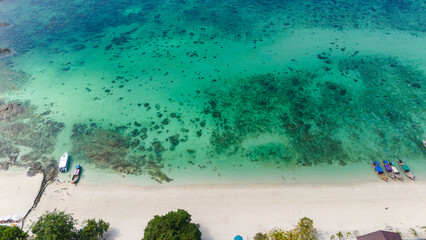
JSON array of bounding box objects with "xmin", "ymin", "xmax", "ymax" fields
[
  {"xmin": 59, "ymin": 152, "xmax": 69, "ymax": 173},
  {"xmin": 397, "ymin": 160, "xmax": 414, "ymax": 180},
  {"xmin": 390, "ymin": 163, "xmax": 403, "ymax": 181},
  {"xmin": 71, "ymin": 165, "xmax": 81, "ymax": 184},
  {"xmin": 372, "ymin": 161, "xmax": 387, "ymax": 181},
  {"xmin": 382, "ymin": 160, "xmax": 395, "ymax": 180}
]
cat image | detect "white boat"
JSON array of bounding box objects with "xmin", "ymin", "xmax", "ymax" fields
[
  {"xmin": 59, "ymin": 152, "xmax": 69, "ymax": 173},
  {"xmin": 390, "ymin": 165, "xmax": 403, "ymax": 181}
]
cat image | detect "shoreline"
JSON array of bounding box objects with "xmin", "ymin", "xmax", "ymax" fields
[
  {"xmin": 22, "ymin": 173, "xmax": 426, "ymax": 240},
  {"xmin": 0, "ymin": 168, "xmax": 43, "ymax": 226}
]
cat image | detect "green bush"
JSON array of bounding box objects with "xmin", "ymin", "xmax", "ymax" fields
[
  {"xmin": 78, "ymin": 219, "xmax": 110, "ymax": 240},
  {"xmin": 253, "ymin": 217, "xmax": 318, "ymax": 240},
  {"xmin": 31, "ymin": 210, "xmax": 77, "ymax": 240},
  {"xmin": 142, "ymin": 209, "xmax": 201, "ymax": 240},
  {"xmin": 31, "ymin": 210, "xmax": 110, "ymax": 240},
  {"xmin": 0, "ymin": 225, "xmax": 29, "ymax": 240},
  {"xmin": 254, "ymin": 232, "xmax": 268, "ymax": 240},
  {"xmin": 293, "ymin": 217, "xmax": 318, "ymax": 240}
]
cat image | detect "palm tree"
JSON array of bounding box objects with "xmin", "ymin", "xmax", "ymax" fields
[
  {"xmin": 346, "ymin": 232, "xmax": 351, "ymax": 238},
  {"xmin": 409, "ymin": 228, "xmax": 418, "ymax": 237}
]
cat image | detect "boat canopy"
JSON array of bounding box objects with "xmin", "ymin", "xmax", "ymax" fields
[
  {"xmin": 384, "ymin": 165, "xmax": 392, "ymax": 171},
  {"xmin": 373, "ymin": 161, "xmax": 380, "ymax": 165},
  {"xmin": 391, "ymin": 166, "xmax": 399, "ymax": 173},
  {"xmin": 375, "ymin": 166, "xmax": 384, "ymax": 173},
  {"xmin": 59, "ymin": 152, "xmax": 68, "ymax": 170},
  {"xmin": 402, "ymin": 165, "xmax": 410, "ymax": 172},
  {"xmin": 59, "ymin": 158, "xmax": 68, "ymax": 168},
  {"xmin": 383, "ymin": 160, "xmax": 389, "ymax": 164}
]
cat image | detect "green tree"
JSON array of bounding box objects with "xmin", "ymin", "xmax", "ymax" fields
[
  {"xmin": 142, "ymin": 209, "xmax": 201, "ymax": 240},
  {"xmin": 78, "ymin": 219, "xmax": 110, "ymax": 240},
  {"xmin": 254, "ymin": 232, "xmax": 268, "ymax": 240},
  {"xmin": 31, "ymin": 210, "xmax": 77, "ymax": 240},
  {"xmin": 292, "ymin": 217, "xmax": 318, "ymax": 240},
  {"xmin": 335, "ymin": 231, "xmax": 343, "ymax": 239},
  {"xmin": 0, "ymin": 225, "xmax": 29, "ymax": 240},
  {"xmin": 409, "ymin": 228, "xmax": 417, "ymax": 236},
  {"xmin": 268, "ymin": 228, "xmax": 287, "ymax": 240}
]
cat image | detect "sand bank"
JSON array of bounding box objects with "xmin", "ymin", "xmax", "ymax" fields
[
  {"xmin": 22, "ymin": 179, "xmax": 426, "ymax": 240},
  {"xmin": 0, "ymin": 168, "xmax": 43, "ymax": 224}
]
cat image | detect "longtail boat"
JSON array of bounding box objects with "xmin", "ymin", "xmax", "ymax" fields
[
  {"xmin": 372, "ymin": 161, "xmax": 387, "ymax": 181},
  {"xmin": 382, "ymin": 160, "xmax": 395, "ymax": 180},
  {"xmin": 71, "ymin": 165, "xmax": 81, "ymax": 184},
  {"xmin": 389, "ymin": 161, "xmax": 403, "ymax": 181},
  {"xmin": 398, "ymin": 160, "xmax": 415, "ymax": 180}
]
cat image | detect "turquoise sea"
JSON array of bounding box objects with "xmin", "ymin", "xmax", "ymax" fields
[{"xmin": 0, "ymin": 0, "xmax": 425, "ymax": 185}]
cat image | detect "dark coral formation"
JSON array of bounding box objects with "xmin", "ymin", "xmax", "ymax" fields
[
  {"xmin": 203, "ymin": 56, "xmax": 425, "ymax": 166},
  {"xmin": 71, "ymin": 123, "xmax": 173, "ymax": 183},
  {"xmin": 0, "ymin": 101, "xmax": 29, "ymax": 121},
  {"xmin": 71, "ymin": 124, "xmax": 134, "ymax": 170},
  {"xmin": 0, "ymin": 48, "xmax": 11, "ymax": 55},
  {"xmin": 0, "ymin": 100, "xmax": 64, "ymax": 180}
]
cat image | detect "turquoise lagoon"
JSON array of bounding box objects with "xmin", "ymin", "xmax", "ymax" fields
[{"xmin": 0, "ymin": 0, "xmax": 425, "ymax": 185}]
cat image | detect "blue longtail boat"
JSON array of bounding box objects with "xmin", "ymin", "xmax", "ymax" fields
[{"xmin": 372, "ymin": 161, "xmax": 387, "ymax": 181}]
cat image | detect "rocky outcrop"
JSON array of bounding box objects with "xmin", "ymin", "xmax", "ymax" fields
[{"xmin": 0, "ymin": 102, "xmax": 28, "ymax": 122}]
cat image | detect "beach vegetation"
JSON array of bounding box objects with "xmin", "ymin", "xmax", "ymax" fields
[
  {"xmin": 335, "ymin": 231, "xmax": 343, "ymax": 239},
  {"xmin": 254, "ymin": 217, "xmax": 318, "ymax": 240},
  {"xmin": 142, "ymin": 209, "xmax": 201, "ymax": 240},
  {"xmin": 31, "ymin": 210, "xmax": 77, "ymax": 240},
  {"xmin": 78, "ymin": 219, "xmax": 110, "ymax": 240},
  {"xmin": 293, "ymin": 217, "xmax": 317, "ymax": 239},
  {"xmin": 254, "ymin": 232, "xmax": 268, "ymax": 240},
  {"xmin": 421, "ymin": 226, "xmax": 426, "ymax": 233},
  {"xmin": 408, "ymin": 228, "xmax": 417, "ymax": 236},
  {"xmin": 31, "ymin": 210, "xmax": 110, "ymax": 240},
  {"xmin": 0, "ymin": 225, "xmax": 29, "ymax": 240}
]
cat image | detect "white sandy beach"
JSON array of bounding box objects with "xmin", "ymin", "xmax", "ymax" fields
[
  {"xmin": 16, "ymin": 176, "xmax": 426, "ymax": 240},
  {"xmin": 0, "ymin": 169, "xmax": 43, "ymax": 224}
]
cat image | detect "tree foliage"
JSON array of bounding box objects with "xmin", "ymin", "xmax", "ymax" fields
[
  {"xmin": 31, "ymin": 210, "xmax": 110, "ymax": 240},
  {"xmin": 293, "ymin": 217, "xmax": 317, "ymax": 240},
  {"xmin": 142, "ymin": 209, "xmax": 201, "ymax": 240},
  {"xmin": 78, "ymin": 219, "xmax": 110, "ymax": 240},
  {"xmin": 255, "ymin": 217, "xmax": 318, "ymax": 240},
  {"xmin": 31, "ymin": 210, "xmax": 77, "ymax": 240},
  {"xmin": 0, "ymin": 225, "xmax": 29, "ymax": 240},
  {"xmin": 254, "ymin": 232, "xmax": 269, "ymax": 240}
]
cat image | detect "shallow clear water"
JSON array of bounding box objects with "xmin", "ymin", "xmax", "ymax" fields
[{"xmin": 0, "ymin": 0, "xmax": 425, "ymax": 185}]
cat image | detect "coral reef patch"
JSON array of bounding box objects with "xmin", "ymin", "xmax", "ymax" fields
[
  {"xmin": 0, "ymin": 100, "xmax": 64, "ymax": 179},
  {"xmin": 71, "ymin": 123, "xmax": 173, "ymax": 183},
  {"xmin": 203, "ymin": 56, "xmax": 425, "ymax": 166}
]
